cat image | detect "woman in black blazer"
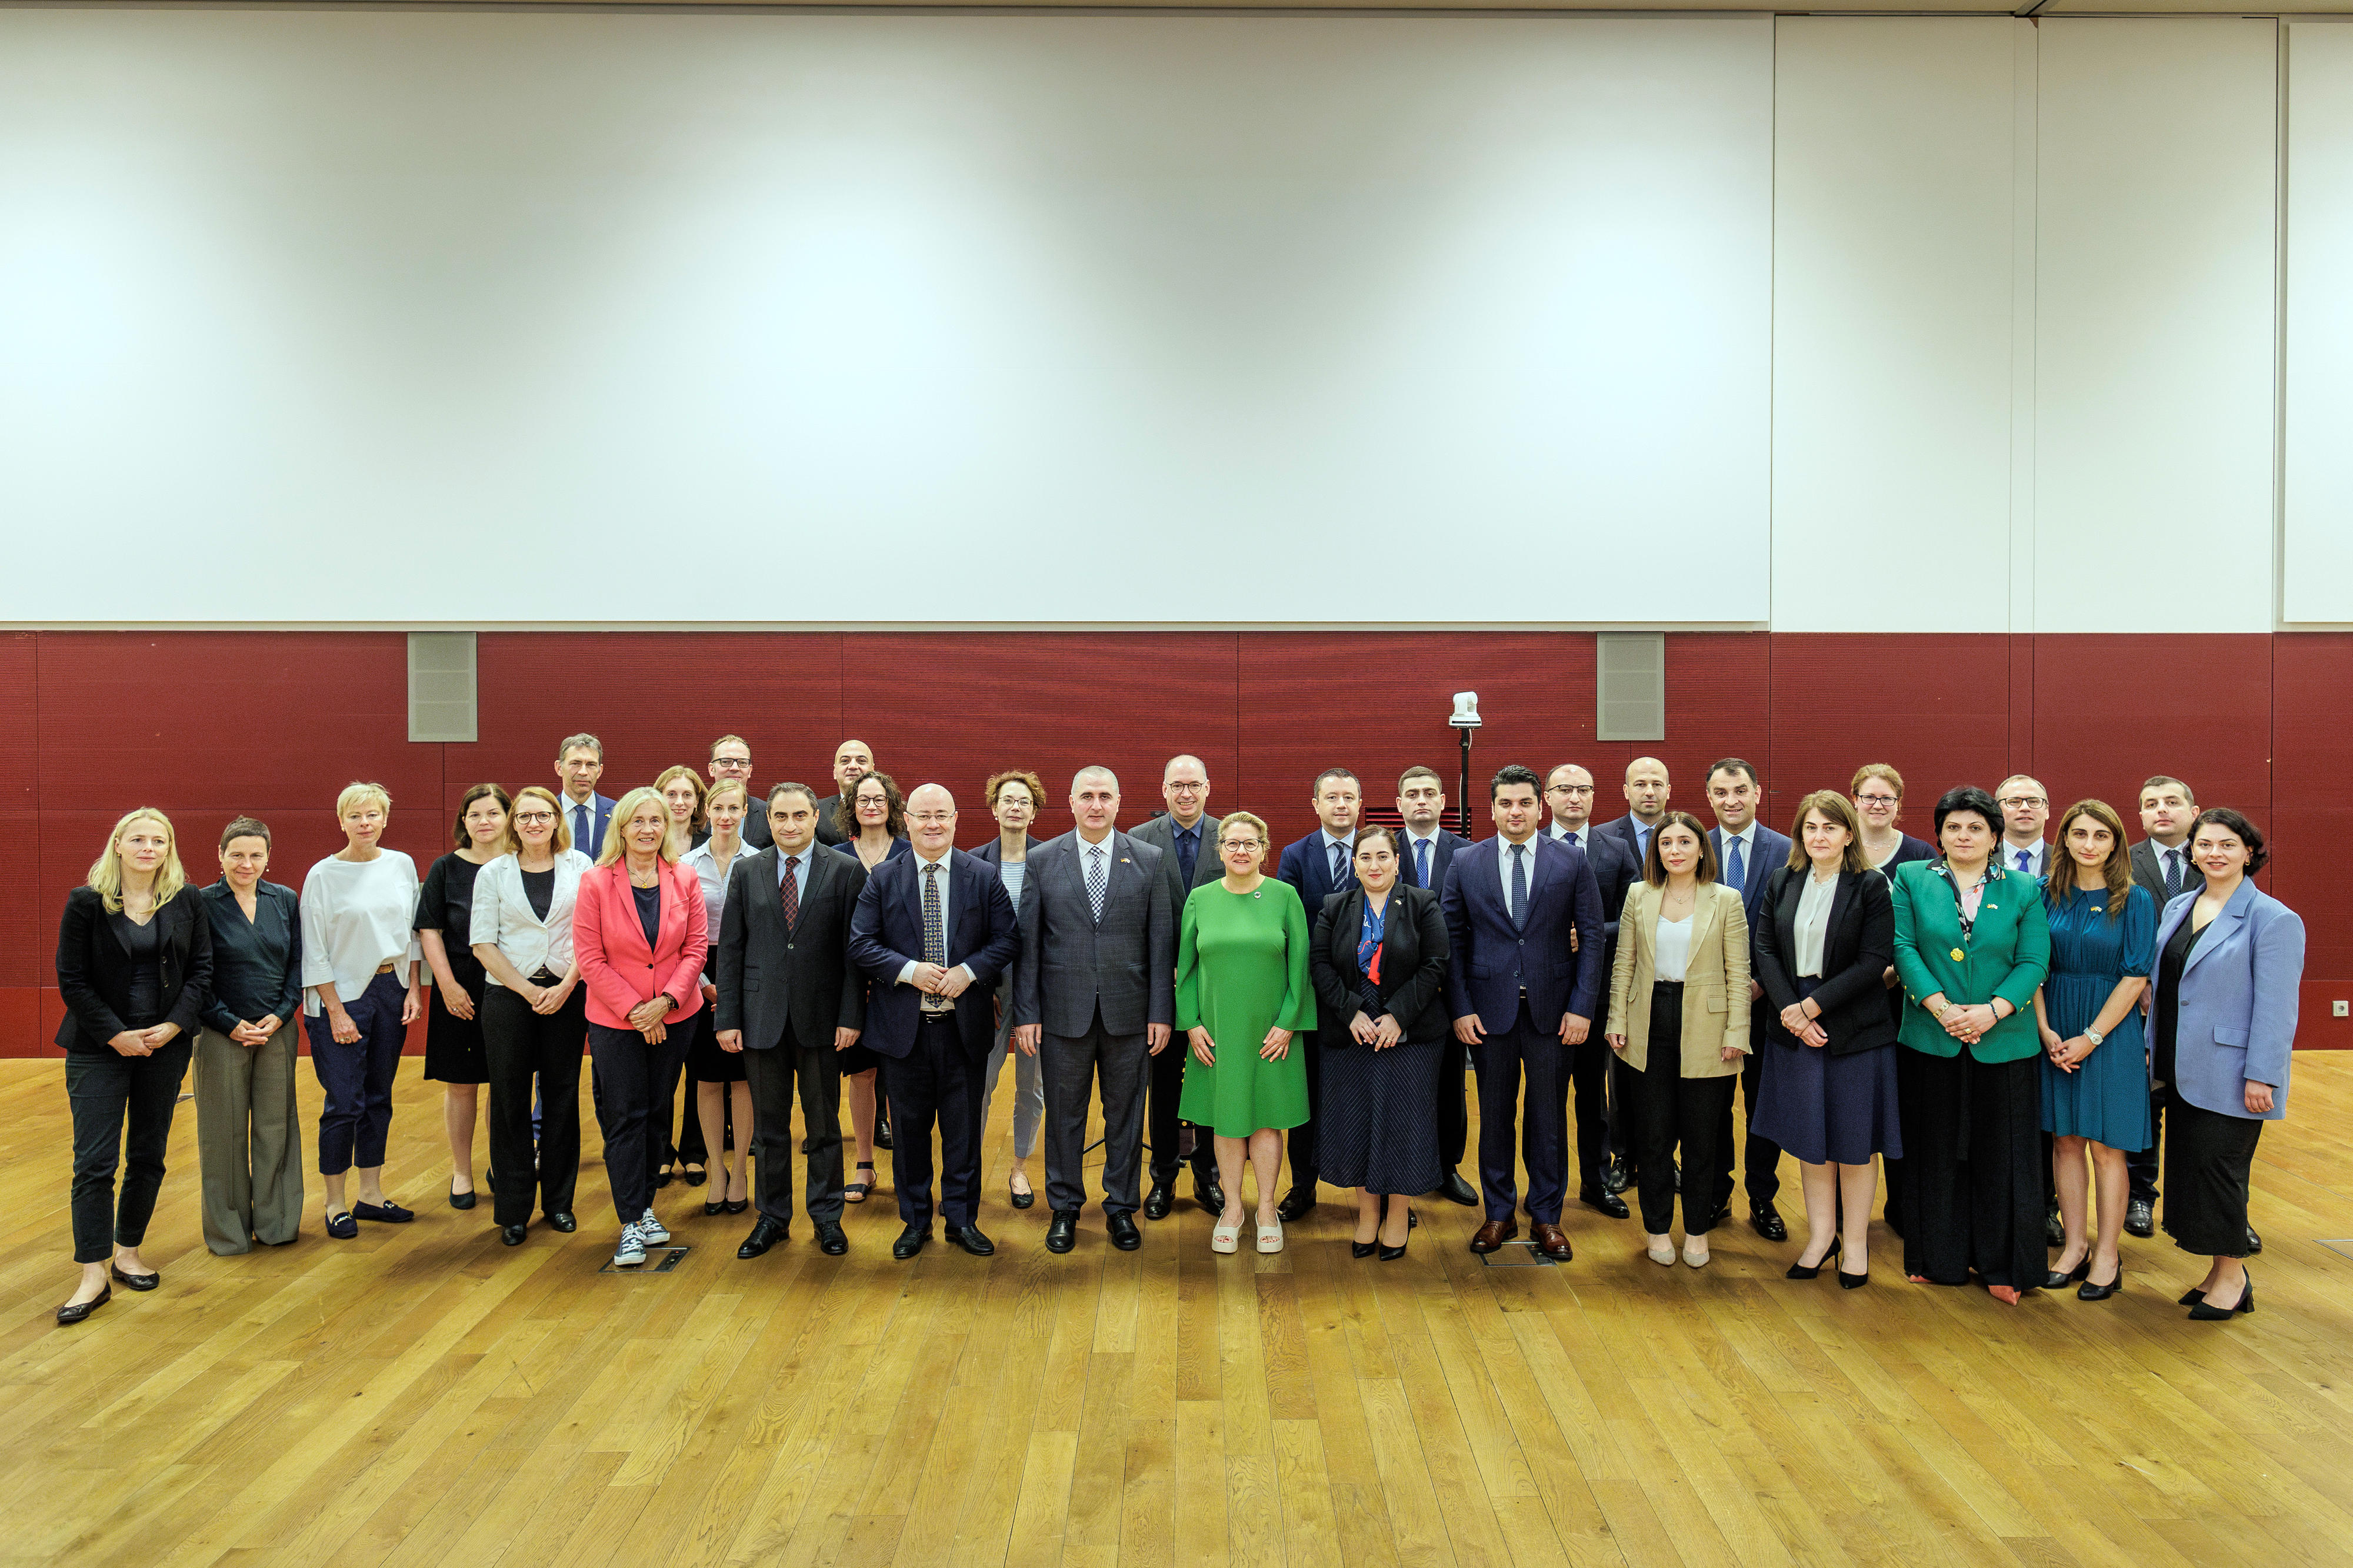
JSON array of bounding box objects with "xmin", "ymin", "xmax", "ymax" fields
[
  {"xmin": 1751, "ymin": 792, "xmax": 1897, "ymax": 1286},
  {"xmin": 54, "ymin": 808, "xmax": 214, "ymax": 1325},
  {"xmin": 1309, "ymin": 826, "xmax": 1449, "ymax": 1260}
]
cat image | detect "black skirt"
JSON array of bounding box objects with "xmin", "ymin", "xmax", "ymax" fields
[
  {"xmin": 2161, "ymin": 1087, "xmax": 2261, "ymax": 1257},
  {"xmin": 422, "ymin": 973, "xmax": 489, "ymax": 1084},
  {"xmin": 1895, "ymin": 1048, "xmax": 2045, "ymax": 1289},
  {"xmin": 685, "ymin": 1007, "xmax": 747, "ymax": 1083}
]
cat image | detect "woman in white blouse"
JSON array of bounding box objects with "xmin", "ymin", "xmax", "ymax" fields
[
  {"xmin": 1607, "ymin": 811, "xmax": 1749, "ymax": 1268},
  {"xmin": 470, "ymin": 784, "xmax": 594, "ymax": 1246},
  {"xmin": 300, "ymin": 782, "xmax": 426, "ymax": 1240},
  {"xmin": 1751, "ymin": 792, "xmax": 1900, "ymax": 1287},
  {"xmin": 679, "ymin": 779, "xmax": 754, "ymax": 1216}
]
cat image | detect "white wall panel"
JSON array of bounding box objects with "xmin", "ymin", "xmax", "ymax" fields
[
  {"xmin": 2284, "ymin": 22, "xmax": 2353, "ymax": 624},
  {"xmin": 0, "ymin": 9, "xmax": 1772, "ymax": 628},
  {"xmin": 2034, "ymin": 19, "xmax": 2278, "ymax": 633},
  {"xmin": 1771, "ymin": 18, "xmax": 2019, "ymax": 634}
]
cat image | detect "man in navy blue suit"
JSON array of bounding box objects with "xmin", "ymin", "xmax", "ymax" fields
[
  {"xmin": 1397, "ymin": 765, "xmax": 1477, "ymax": 1206},
  {"xmin": 1442, "ymin": 765, "xmax": 1607, "ymax": 1261},
  {"xmin": 1543, "ymin": 764, "xmax": 1636, "ymax": 1219},
  {"xmin": 555, "ymin": 733, "xmax": 615, "ymax": 859},
  {"xmin": 848, "ymin": 782, "xmax": 1020, "ymax": 1260},
  {"xmin": 1705, "ymin": 758, "xmax": 1792, "ymax": 1242},
  {"xmin": 1272, "ymin": 767, "xmax": 1362, "ymax": 1220}
]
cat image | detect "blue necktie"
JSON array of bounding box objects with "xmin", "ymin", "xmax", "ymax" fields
[
  {"xmin": 574, "ymin": 803, "xmax": 591, "ymax": 855},
  {"xmin": 1176, "ymin": 828, "xmax": 1198, "ymax": 888},
  {"xmin": 1331, "ymin": 840, "xmax": 1349, "ymax": 890},
  {"xmin": 2015, "ymin": 848, "xmax": 2032, "ymax": 874},
  {"xmin": 1508, "ymin": 843, "xmax": 1528, "ymax": 929},
  {"xmin": 1415, "ymin": 838, "xmax": 1431, "ymax": 888},
  {"xmin": 1726, "ymin": 835, "xmax": 1746, "ymax": 893},
  {"xmin": 1566, "ymin": 830, "xmax": 1579, "ymax": 848}
]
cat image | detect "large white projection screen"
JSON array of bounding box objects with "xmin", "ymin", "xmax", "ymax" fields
[{"xmin": 0, "ymin": 10, "xmax": 1772, "ymax": 627}]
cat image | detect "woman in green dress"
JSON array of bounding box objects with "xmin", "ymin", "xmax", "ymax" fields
[{"xmin": 1176, "ymin": 810, "xmax": 1316, "ymax": 1256}]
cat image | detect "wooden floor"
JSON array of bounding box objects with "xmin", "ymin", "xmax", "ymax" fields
[{"xmin": 3, "ymin": 1057, "xmax": 2352, "ymax": 1568}]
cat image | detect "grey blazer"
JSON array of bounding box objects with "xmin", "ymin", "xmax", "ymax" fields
[
  {"xmin": 1012, "ymin": 829, "xmax": 1176, "ymax": 1037},
  {"xmin": 1129, "ymin": 811, "xmax": 1224, "ymax": 917},
  {"xmin": 715, "ymin": 842, "xmax": 868, "ymax": 1052}
]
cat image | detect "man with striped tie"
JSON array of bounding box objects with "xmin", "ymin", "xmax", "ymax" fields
[{"xmin": 1014, "ymin": 767, "xmax": 1176, "ymax": 1256}]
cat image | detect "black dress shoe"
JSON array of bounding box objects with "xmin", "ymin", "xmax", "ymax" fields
[
  {"xmin": 56, "ymin": 1285, "xmax": 110, "ymax": 1325},
  {"xmin": 1108, "ymin": 1213, "xmax": 1142, "ymax": 1251},
  {"xmin": 2246, "ymin": 1225, "xmax": 2263, "ymax": 1255},
  {"xmin": 1275, "ymin": 1187, "xmax": 1317, "ymax": 1223},
  {"xmin": 1749, "ymin": 1205, "xmax": 1788, "ymax": 1243},
  {"xmin": 546, "ymin": 1211, "xmax": 577, "ymax": 1233},
  {"xmin": 501, "ymin": 1224, "xmax": 528, "ymax": 1247},
  {"xmin": 738, "ymin": 1216, "xmax": 789, "ymax": 1259},
  {"xmin": 2044, "ymin": 1256, "xmax": 2091, "ymax": 1291},
  {"xmin": 947, "ymin": 1223, "xmax": 995, "ymax": 1256},
  {"xmin": 2044, "ymin": 1208, "xmax": 2065, "ymax": 1249},
  {"xmin": 875, "ymin": 1117, "xmax": 894, "ymax": 1151},
  {"xmin": 450, "ymin": 1180, "xmax": 476, "ymax": 1210},
  {"xmin": 2124, "ymin": 1196, "xmax": 2155, "ymax": 1237},
  {"xmin": 2077, "ymin": 1262, "xmax": 2122, "ymax": 1300},
  {"xmin": 109, "ymin": 1263, "xmax": 159, "ymax": 1292},
  {"xmin": 815, "ymin": 1219, "xmax": 849, "ymax": 1255},
  {"xmin": 1601, "ymin": 1157, "xmax": 1632, "ymax": 1196},
  {"xmin": 1009, "ymin": 1177, "xmax": 1036, "ymax": 1210},
  {"xmin": 1437, "ymin": 1172, "xmax": 1479, "ymax": 1207},
  {"xmin": 1045, "ymin": 1209, "xmax": 1080, "ymax": 1254},
  {"xmin": 892, "ymin": 1223, "xmax": 930, "ymax": 1260},
  {"xmin": 1195, "ymin": 1173, "xmax": 1226, "ymax": 1215},
  {"xmin": 1144, "ymin": 1183, "xmax": 1175, "ymax": 1221},
  {"xmin": 1579, "ymin": 1188, "xmax": 1631, "ymax": 1220}
]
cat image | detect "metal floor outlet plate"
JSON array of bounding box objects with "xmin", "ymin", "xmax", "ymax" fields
[
  {"xmin": 600, "ymin": 1245, "xmax": 692, "ymax": 1275},
  {"xmin": 1478, "ymin": 1238, "xmax": 1558, "ymax": 1268}
]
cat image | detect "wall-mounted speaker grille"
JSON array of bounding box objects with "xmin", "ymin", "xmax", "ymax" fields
[
  {"xmin": 408, "ymin": 632, "xmax": 477, "ymax": 743},
  {"xmin": 1595, "ymin": 632, "xmax": 1665, "ymax": 742}
]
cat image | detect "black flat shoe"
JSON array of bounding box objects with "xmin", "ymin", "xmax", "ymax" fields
[
  {"xmin": 682, "ymin": 1165, "xmax": 708, "ymax": 1188},
  {"xmin": 501, "ymin": 1224, "xmax": 528, "ymax": 1247},
  {"xmin": 449, "ymin": 1181, "xmax": 476, "ymax": 1210},
  {"xmin": 725, "ymin": 1199, "xmax": 748, "ymax": 1215},
  {"xmin": 655, "ymin": 1165, "xmax": 674, "ymax": 1189},
  {"xmin": 353, "ymin": 1201, "xmax": 414, "ymax": 1224},
  {"xmin": 1351, "ymin": 1240, "xmax": 1378, "ymax": 1259},
  {"xmin": 56, "ymin": 1285, "xmax": 110, "ymax": 1325},
  {"xmin": 326, "ymin": 1210, "xmax": 359, "ymax": 1240},
  {"xmin": 2044, "ymin": 1256, "xmax": 2091, "ymax": 1291},
  {"xmin": 109, "ymin": 1263, "xmax": 159, "ymax": 1292},
  {"xmin": 1011, "ymin": 1177, "xmax": 1038, "ymax": 1211},
  {"xmin": 1785, "ymin": 1237, "xmax": 1841, "ymax": 1281},
  {"xmin": 546, "ymin": 1211, "xmax": 576, "ymax": 1232},
  {"xmin": 2078, "ymin": 1262, "xmax": 2122, "ymax": 1300},
  {"xmin": 2188, "ymin": 1270, "xmax": 2254, "ymax": 1320}
]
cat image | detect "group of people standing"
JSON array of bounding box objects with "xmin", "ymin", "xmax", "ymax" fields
[{"xmin": 51, "ymin": 733, "xmax": 2302, "ymax": 1333}]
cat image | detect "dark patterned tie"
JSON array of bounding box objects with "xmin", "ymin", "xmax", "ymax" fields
[
  {"xmin": 1415, "ymin": 838, "xmax": 1431, "ymax": 888},
  {"xmin": 781, "ymin": 855, "xmax": 800, "ymax": 930},
  {"xmin": 1509, "ymin": 843, "xmax": 1528, "ymax": 930},
  {"xmin": 1331, "ymin": 840, "xmax": 1348, "ymax": 890},
  {"xmin": 2164, "ymin": 849, "xmax": 2184, "ymax": 899},
  {"xmin": 1726, "ymin": 835, "xmax": 1747, "ymax": 893},
  {"xmin": 921, "ymin": 860, "xmax": 948, "ymax": 1013},
  {"xmin": 1086, "ymin": 845, "xmax": 1108, "ymax": 923}
]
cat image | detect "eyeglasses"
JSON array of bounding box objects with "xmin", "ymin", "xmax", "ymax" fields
[
  {"xmin": 514, "ymin": 811, "xmax": 555, "ymax": 825},
  {"xmin": 1855, "ymin": 792, "xmax": 1900, "ymax": 806},
  {"xmin": 1167, "ymin": 782, "xmax": 1205, "ymax": 792},
  {"xmin": 711, "ymin": 757, "xmax": 751, "ymax": 770},
  {"xmin": 1998, "ymin": 796, "xmax": 2048, "ymax": 809},
  {"xmin": 1224, "ymin": 840, "xmax": 1262, "ymax": 853},
  {"xmin": 1547, "ymin": 785, "xmax": 1595, "ymax": 796},
  {"xmin": 908, "ymin": 812, "xmax": 954, "ymax": 826}
]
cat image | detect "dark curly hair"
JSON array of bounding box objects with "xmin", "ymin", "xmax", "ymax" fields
[{"xmin": 2192, "ymin": 807, "xmax": 2268, "ymax": 875}]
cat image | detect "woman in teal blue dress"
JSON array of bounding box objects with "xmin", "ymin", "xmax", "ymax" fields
[{"xmin": 2033, "ymin": 800, "xmax": 2155, "ymax": 1301}]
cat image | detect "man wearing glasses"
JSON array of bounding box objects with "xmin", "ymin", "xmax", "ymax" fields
[
  {"xmin": 1545, "ymin": 765, "xmax": 1638, "ymax": 1217},
  {"xmin": 1994, "ymin": 777, "xmax": 2051, "ymax": 879},
  {"xmin": 698, "ymin": 736, "xmax": 772, "ymax": 849},
  {"xmin": 1129, "ymin": 755, "xmax": 1228, "ymax": 1217}
]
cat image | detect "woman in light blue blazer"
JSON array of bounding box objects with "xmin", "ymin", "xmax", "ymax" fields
[{"xmin": 2149, "ymin": 808, "xmax": 2303, "ymax": 1322}]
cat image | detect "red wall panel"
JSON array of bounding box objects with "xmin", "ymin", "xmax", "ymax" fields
[{"xmin": 4, "ymin": 629, "xmax": 2342, "ymax": 1054}]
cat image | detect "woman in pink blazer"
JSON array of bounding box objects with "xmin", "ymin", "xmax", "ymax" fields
[{"xmin": 574, "ymin": 786, "xmax": 709, "ymax": 1267}]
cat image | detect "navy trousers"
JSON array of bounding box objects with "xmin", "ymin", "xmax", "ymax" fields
[
  {"xmin": 1472, "ymin": 999, "xmax": 1569, "ymax": 1226},
  {"xmin": 883, "ymin": 1015, "xmax": 982, "ymax": 1230},
  {"xmin": 306, "ymin": 970, "xmax": 407, "ymax": 1175}
]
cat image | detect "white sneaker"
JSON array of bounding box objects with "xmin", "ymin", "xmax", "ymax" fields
[
  {"xmin": 613, "ymin": 1224, "xmax": 646, "ymax": 1267},
  {"xmin": 638, "ymin": 1209, "xmax": 671, "ymax": 1246}
]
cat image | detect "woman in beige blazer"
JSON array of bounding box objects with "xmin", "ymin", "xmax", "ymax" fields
[{"xmin": 1608, "ymin": 811, "xmax": 1751, "ymax": 1267}]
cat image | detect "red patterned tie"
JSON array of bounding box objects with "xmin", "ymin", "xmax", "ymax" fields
[{"xmin": 781, "ymin": 856, "xmax": 800, "ymax": 930}]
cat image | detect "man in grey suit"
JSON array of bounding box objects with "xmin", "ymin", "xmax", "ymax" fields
[
  {"xmin": 1126, "ymin": 753, "xmax": 1227, "ymax": 1217},
  {"xmin": 714, "ymin": 783, "xmax": 869, "ymax": 1259},
  {"xmin": 1012, "ymin": 765, "xmax": 1177, "ymax": 1255}
]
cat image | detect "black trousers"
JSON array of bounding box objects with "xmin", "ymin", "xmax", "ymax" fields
[
  {"xmin": 1286, "ymin": 1027, "xmax": 1324, "ymax": 1193},
  {"xmin": 2127, "ymin": 1093, "xmax": 2164, "ymax": 1203},
  {"xmin": 1712, "ymin": 1000, "xmax": 1782, "ymax": 1213},
  {"xmin": 589, "ymin": 1021, "xmax": 681, "ymax": 1225},
  {"xmin": 481, "ymin": 986, "xmax": 585, "ymax": 1227},
  {"xmin": 1897, "ymin": 1048, "xmax": 2044, "ymax": 1289},
  {"xmin": 1631, "ymin": 986, "xmax": 1736, "ymax": 1235},
  {"xmin": 1438, "ymin": 1041, "xmax": 1471, "ymax": 1172},
  {"xmin": 1472, "ymin": 1000, "xmax": 1568, "ymax": 1225},
  {"xmin": 1564, "ymin": 1037, "xmax": 1614, "ymax": 1196},
  {"xmin": 883, "ymin": 1015, "xmax": 982, "ymax": 1229},
  {"xmin": 65, "ymin": 1038, "xmax": 192, "ymax": 1264},
  {"xmin": 743, "ymin": 1033, "xmax": 844, "ymax": 1225},
  {"xmin": 1147, "ymin": 1033, "xmax": 1217, "ymax": 1187}
]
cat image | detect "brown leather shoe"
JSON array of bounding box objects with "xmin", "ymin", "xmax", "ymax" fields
[
  {"xmin": 1469, "ymin": 1217, "xmax": 1519, "ymax": 1253},
  {"xmin": 1532, "ymin": 1223, "xmax": 1574, "ymax": 1261}
]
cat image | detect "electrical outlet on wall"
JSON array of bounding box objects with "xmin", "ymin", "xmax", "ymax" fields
[{"xmin": 2335, "ymin": 1000, "xmax": 2349, "ymax": 1019}]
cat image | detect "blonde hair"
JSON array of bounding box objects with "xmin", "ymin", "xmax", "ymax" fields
[
  {"xmin": 1850, "ymin": 763, "xmax": 1905, "ymax": 799},
  {"xmin": 88, "ymin": 808, "xmax": 188, "ymax": 913},
  {"xmin": 336, "ymin": 781, "xmax": 391, "ymax": 820},
  {"xmin": 1217, "ymin": 811, "xmax": 1271, "ymax": 860},
  {"xmin": 704, "ymin": 778, "xmax": 750, "ymax": 812},
  {"xmin": 511, "ymin": 785, "xmax": 572, "ymax": 855},
  {"xmin": 598, "ymin": 786, "xmax": 677, "ymax": 869}
]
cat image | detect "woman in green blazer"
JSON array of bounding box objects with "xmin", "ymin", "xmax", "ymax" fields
[{"xmin": 1891, "ymin": 785, "xmax": 2052, "ymax": 1302}]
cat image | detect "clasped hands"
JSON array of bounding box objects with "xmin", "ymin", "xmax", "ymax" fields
[
  {"xmin": 1348, "ymin": 1010, "xmax": 1403, "ymax": 1049},
  {"xmin": 2041, "ymin": 1026, "xmax": 2096, "ymax": 1072},
  {"xmin": 1189, "ymin": 1025, "xmax": 1291, "ymax": 1065},
  {"xmin": 1778, "ymin": 1000, "xmax": 1828, "ymax": 1050},
  {"xmin": 1929, "ymin": 994, "xmax": 1998, "ymax": 1046},
  {"xmin": 1457, "ymin": 1012, "xmax": 1589, "ymax": 1047},
  {"xmin": 105, "ymin": 1022, "xmax": 182, "ymax": 1057},
  {"xmin": 227, "ymin": 1013, "xmax": 283, "ymax": 1048}
]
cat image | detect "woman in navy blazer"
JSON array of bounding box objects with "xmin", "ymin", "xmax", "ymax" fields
[{"xmin": 2149, "ymin": 808, "xmax": 2304, "ymax": 1321}]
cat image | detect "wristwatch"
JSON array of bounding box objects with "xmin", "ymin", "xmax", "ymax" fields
[{"xmin": 2084, "ymin": 1026, "xmax": 2105, "ymax": 1046}]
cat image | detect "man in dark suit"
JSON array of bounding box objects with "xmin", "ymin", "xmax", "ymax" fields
[
  {"xmin": 1442, "ymin": 764, "xmax": 1606, "ymax": 1261},
  {"xmin": 1588, "ymin": 756, "xmax": 1669, "ymax": 1190},
  {"xmin": 697, "ymin": 735, "xmax": 773, "ymax": 850},
  {"xmin": 1126, "ymin": 753, "xmax": 1226, "ymax": 1217},
  {"xmin": 1012, "ymin": 766, "xmax": 1177, "ymax": 1255},
  {"xmin": 2125, "ymin": 775, "xmax": 2199, "ymax": 1242},
  {"xmin": 1272, "ymin": 766, "xmax": 1363, "ymax": 1220},
  {"xmin": 848, "ymin": 782, "xmax": 1020, "ymax": 1259},
  {"xmin": 1397, "ymin": 765, "xmax": 1477, "ymax": 1206},
  {"xmin": 555, "ymin": 733, "xmax": 616, "ymax": 859},
  {"xmin": 715, "ymin": 782, "xmax": 865, "ymax": 1258},
  {"xmin": 1544, "ymin": 763, "xmax": 1635, "ymax": 1219},
  {"xmin": 1705, "ymin": 757, "xmax": 1794, "ymax": 1242},
  {"xmin": 811, "ymin": 738, "xmax": 874, "ymax": 849}
]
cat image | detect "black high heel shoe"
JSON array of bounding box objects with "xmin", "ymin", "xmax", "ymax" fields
[
  {"xmin": 1838, "ymin": 1267, "xmax": 1869, "ymax": 1289},
  {"xmin": 2188, "ymin": 1269, "xmax": 2254, "ymax": 1320},
  {"xmin": 1379, "ymin": 1238, "xmax": 1408, "ymax": 1262},
  {"xmin": 2077, "ymin": 1260, "xmax": 2123, "ymax": 1301},
  {"xmin": 705, "ymin": 1197, "xmax": 726, "ymax": 1217},
  {"xmin": 1785, "ymin": 1236, "xmax": 1841, "ymax": 1280},
  {"xmin": 1351, "ymin": 1240, "xmax": 1378, "ymax": 1259},
  {"xmin": 2043, "ymin": 1254, "xmax": 2091, "ymax": 1291}
]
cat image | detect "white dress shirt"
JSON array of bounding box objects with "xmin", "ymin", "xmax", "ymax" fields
[
  {"xmin": 1792, "ymin": 870, "xmax": 1839, "ymax": 979},
  {"xmin": 469, "ymin": 849, "xmax": 594, "ymax": 985},
  {"xmin": 2004, "ymin": 838, "xmax": 2049, "ymax": 879}
]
